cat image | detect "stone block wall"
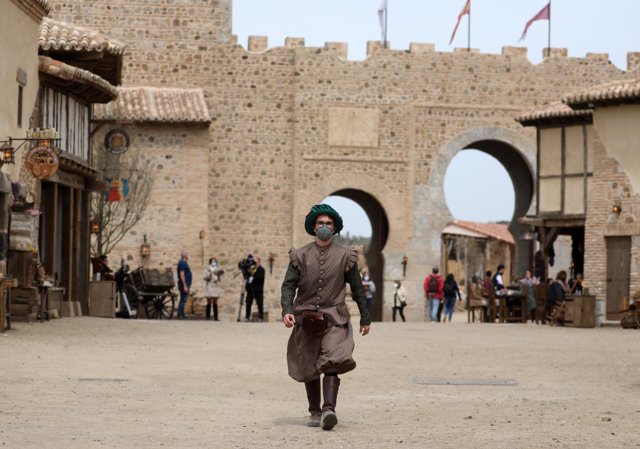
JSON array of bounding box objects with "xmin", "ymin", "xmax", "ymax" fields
[
  {"xmin": 48, "ymin": 0, "xmax": 233, "ymax": 86},
  {"xmin": 584, "ymin": 133, "xmax": 640, "ymax": 307},
  {"xmin": 204, "ymin": 43, "xmax": 298, "ymax": 309},
  {"xmin": 93, "ymin": 123, "xmax": 211, "ymax": 295}
]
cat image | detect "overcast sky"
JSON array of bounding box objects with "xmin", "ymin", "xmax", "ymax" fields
[{"xmin": 233, "ymin": 1, "xmax": 640, "ymax": 236}]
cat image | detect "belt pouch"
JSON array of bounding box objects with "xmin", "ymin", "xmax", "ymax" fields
[{"xmin": 301, "ymin": 310, "xmax": 325, "ymax": 337}]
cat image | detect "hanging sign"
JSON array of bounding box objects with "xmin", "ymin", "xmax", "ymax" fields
[{"xmin": 25, "ymin": 143, "xmax": 59, "ymax": 180}]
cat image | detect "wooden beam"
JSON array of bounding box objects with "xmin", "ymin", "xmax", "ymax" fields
[
  {"xmin": 543, "ymin": 227, "xmax": 560, "ymax": 253},
  {"xmin": 561, "ymin": 126, "xmax": 566, "ymax": 214},
  {"xmin": 67, "ymin": 188, "xmax": 74, "ymax": 302},
  {"xmin": 51, "ymin": 184, "xmax": 58, "ymax": 278}
]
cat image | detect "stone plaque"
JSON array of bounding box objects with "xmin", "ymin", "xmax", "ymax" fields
[{"xmin": 328, "ymin": 107, "xmax": 379, "ymax": 148}]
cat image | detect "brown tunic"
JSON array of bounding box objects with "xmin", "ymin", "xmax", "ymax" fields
[{"xmin": 281, "ymin": 241, "xmax": 370, "ymax": 382}]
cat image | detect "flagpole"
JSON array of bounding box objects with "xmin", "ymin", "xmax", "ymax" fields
[
  {"xmin": 467, "ymin": 1, "xmax": 471, "ymax": 51},
  {"xmin": 547, "ymin": 0, "xmax": 551, "ymax": 54},
  {"xmin": 384, "ymin": 4, "xmax": 388, "ymax": 49}
]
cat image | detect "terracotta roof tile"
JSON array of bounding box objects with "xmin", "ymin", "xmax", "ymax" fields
[
  {"xmin": 515, "ymin": 102, "xmax": 592, "ymax": 126},
  {"xmin": 38, "ymin": 55, "xmax": 118, "ymax": 103},
  {"xmin": 563, "ymin": 78, "xmax": 640, "ymax": 109},
  {"xmin": 38, "ymin": 17, "xmax": 125, "ymax": 55},
  {"xmin": 448, "ymin": 220, "xmax": 515, "ymax": 245},
  {"xmin": 93, "ymin": 87, "xmax": 211, "ymax": 123}
]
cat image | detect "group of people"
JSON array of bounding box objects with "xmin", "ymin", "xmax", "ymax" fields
[
  {"xmin": 423, "ymin": 267, "xmax": 463, "ymax": 322},
  {"xmin": 174, "ymin": 252, "xmax": 266, "ymax": 321},
  {"xmin": 463, "ymin": 263, "xmax": 585, "ymax": 323}
]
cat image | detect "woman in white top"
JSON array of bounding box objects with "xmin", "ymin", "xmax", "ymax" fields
[
  {"xmin": 203, "ymin": 258, "xmax": 224, "ymax": 321},
  {"xmin": 392, "ymin": 280, "xmax": 408, "ymax": 322}
]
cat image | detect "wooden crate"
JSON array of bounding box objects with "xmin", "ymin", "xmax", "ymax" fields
[
  {"xmin": 7, "ymin": 251, "xmax": 37, "ymax": 289},
  {"xmin": 89, "ymin": 281, "xmax": 116, "ymax": 318},
  {"xmin": 47, "ymin": 287, "xmax": 64, "ymax": 319},
  {"xmin": 564, "ymin": 294, "xmax": 596, "ymax": 328},
  {"xmin": 11, "ymin": 287, "xmax": 39, "ymax": 322}
]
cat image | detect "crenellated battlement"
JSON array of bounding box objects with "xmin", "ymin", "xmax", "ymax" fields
[{"xmin": 239, "ymin": 35, "xmax": 640, "ymax": 71}]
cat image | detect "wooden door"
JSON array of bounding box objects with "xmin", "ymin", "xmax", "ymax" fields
[{"xmin": 606, "ymin": 237, "xmax": 631, "ymax": 320}]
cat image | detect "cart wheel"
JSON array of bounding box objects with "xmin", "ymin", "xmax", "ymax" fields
[
  {"xmin": 145, "ymin": 294, "xmax": 175, "ymax": 320},
  {"xmin": 121, "ymin": 283, "xmax": 140, "ymax": 313}
]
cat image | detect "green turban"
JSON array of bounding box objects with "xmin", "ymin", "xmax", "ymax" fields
[{"xmin": 304, "ymin": 204, "xmax": 344, "ymax": 236}]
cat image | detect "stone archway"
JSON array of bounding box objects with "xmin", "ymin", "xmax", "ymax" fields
[
  {"xmin": 418, "ymin": 126, "xmax": 536, "ymax": 276},
  {"xmin": 330, "ymin": 189, "xmax": 389, "ymax": 322}
]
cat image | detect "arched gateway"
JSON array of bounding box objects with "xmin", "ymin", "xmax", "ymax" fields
[
  {"xmin": 55, "ymin": 0, "xmax": 638, "ymax": 321},
  {"xmin": 427, "ymin": 126, "xmax": 536, "ymax": 276}
]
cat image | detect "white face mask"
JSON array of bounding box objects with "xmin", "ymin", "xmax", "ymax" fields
[{"xmin": 394, "ymin": 283, "xmax": 399, "ymax": 288}]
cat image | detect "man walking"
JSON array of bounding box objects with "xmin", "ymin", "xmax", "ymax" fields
[
  {"xmin": 281, "ymin": 204, "xmax": 371, "ymax": 431},
  {"xmin": 423, "ymin": 267, "xmax": 443, "ymax": 322},
  {"xmin": 177, "ymin": 250, "xmax": 192, "ymax": 320}
]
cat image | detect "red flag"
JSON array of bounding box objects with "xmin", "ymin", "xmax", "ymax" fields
[
  {"xmin": 449, "ymin": 0, "xmax": 471, "ymax": 45},
  {"xmin": 519, "ymin": 2, "xmax": 550, "ymax": 41}
]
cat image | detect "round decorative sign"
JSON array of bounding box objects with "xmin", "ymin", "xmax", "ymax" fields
[
  {"xmin": 104, "ymin": 128, "xmax": 130, "ymax": 155},
  {"xmin": 25, "ymin": 144, "xmax": 59, "ymax": 180}
]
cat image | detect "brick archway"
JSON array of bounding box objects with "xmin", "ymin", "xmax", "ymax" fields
[
  {"xmin": 418, "ymin": 126, "xmax": 536, "ymax": 275},
  {"xmin": 330, "ymin": 188, "xmax": 389, "ymax": 322}
]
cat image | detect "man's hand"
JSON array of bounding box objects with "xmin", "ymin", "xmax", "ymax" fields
[
  {"xmin": 360, "ymin": 324, "xmax": 370, "ymax": 336},
  {"xmin": 283, "ymin": 313, "xmax": 296, "ymax": 328}
]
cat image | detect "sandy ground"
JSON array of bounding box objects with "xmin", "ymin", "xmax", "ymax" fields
[{"xmin": 1, "ymin": 315, "xmax": 639, "ymax": 449}]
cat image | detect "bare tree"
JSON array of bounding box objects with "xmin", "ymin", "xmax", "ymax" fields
[{"xmin": 90, "ymin": 147, "xmax": 153, "ymax": 257}]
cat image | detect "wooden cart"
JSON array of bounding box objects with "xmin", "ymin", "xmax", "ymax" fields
[{"xmin": 121, "ymin": 267, "xmax": 177, "ymax": 320}]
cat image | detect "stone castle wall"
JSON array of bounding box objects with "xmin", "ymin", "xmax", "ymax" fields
[
  {"xmin": 48, "ymin": 0, "xmax": 639, "ymax": 320},
  {"xmin": 48, "ymin": 0, "xmax": 233, "ymax": 86}
]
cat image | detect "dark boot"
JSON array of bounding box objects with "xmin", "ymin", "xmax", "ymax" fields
[
  {"xmin": 213, "ymin": 304, "xmax": 219, "ymax": 321},
  {"xmin": 321, "ymin": 375, "xmax": 340, "ymax": 430},
  {"xmin": 305, "ymin": 378, "xmax": 321, "ymax": 427},
  {"xmin": 205, "ymin": 304, "xmax": 211, "ymax": 320}
]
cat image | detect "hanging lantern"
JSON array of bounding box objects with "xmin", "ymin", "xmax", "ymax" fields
[
  {"xmin": 1, "ymin": 142, "xmax": 15, "ymax": 164},
  {"xmin": 90, "ymin": 218, "xmax": 102, "ymax": 235},
  {"xmin": 140, "ymin": 234, "xmax": 151, "ymax": 258}
]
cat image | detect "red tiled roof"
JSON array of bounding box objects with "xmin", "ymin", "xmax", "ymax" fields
[
  {"xmin": 38, "ymin": 17, "xmax": 125, "ymax": 55},
  {"xmin": 38, "ymin": 56, "xmax": 118, "ymax": 103},
  {"xmin": 93, "ymin": 87, "xmax": 211, "ymax": 123},
  {"xmin": 447, "ymin": 220, "xmax": 515, "ymax": 245},
  {"xmin": 563, "ymin": 77, "xmax": 640, "ymax": 109},
  {"xmin": 515, "ymin": 102, "xmax": 592, "ymax": 126}
]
